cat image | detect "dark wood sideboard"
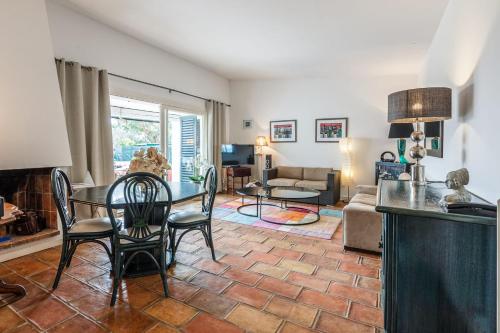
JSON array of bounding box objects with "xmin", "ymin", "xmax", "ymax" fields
[{"xmin": 376, "ymin": 180, "xmax": 496, "ymax": 333}]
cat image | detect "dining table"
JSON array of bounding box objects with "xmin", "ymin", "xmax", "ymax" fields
[{"xmin": 70, "ymin": 181, "xmax": 207, "ymax": 277}]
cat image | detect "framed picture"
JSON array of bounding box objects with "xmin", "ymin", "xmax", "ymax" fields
[
  {"xmin": 315, "ymin": 118, "xmax": 348, "ymax": 142},
  {"xmin": 242, "ymin": 119, "xmax": 253, "ymax": 129},
  {"xmin": 270, "ymin": 120, "xmax": 297, "ymax": 142}
]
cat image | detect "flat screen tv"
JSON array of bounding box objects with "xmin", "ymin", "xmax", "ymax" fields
[{"xmin": 221, "ymin": 144, "xmax": 255, "ymax": 166}]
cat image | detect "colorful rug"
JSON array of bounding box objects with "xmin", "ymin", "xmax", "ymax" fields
[{"xmin": 214, "ymin": 198, "xmax": 342, "ymax": 239}]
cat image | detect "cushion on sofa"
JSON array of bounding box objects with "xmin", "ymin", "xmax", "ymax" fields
[
  {"xmin": 267, "ymin": 178, "xmax": 299, "ymax": 187},
  {"xmin": 295, "ymin": 180, "xmax": 328, "ymax": 191},
  {"xmin": 350, "ymin": 193, "xmax": 377, "ymax": 206},
  {"xmin": 277, "ymin": 166, "xmax": 303, "ymax": 179},
  {"xmin": 303, "ymin": 167, "xmax": 333, "ymax": 181},
  {"xmin": 356, "ymin": 185, "xmax": 378, "ymax": 196}
]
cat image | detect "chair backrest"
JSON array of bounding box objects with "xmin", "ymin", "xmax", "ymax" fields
[
  {"xmin": 106, "ymin": 172, "xmax": 172, "ymax": 243},
  {"xmin": 202, "ymin": 166, "xmax": 218, "ymax": 219},
  {"xmin": 51, "ymin": 168, "xmax": 76, "ymax": 235}
]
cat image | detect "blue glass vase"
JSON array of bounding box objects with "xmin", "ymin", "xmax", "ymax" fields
[{"xmin": 397, "ymin": 139, "xmax": 408, "ymax": 164}]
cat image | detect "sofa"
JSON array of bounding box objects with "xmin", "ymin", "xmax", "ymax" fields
[
  {"xmin": 342, "ymin": 185, "xmax": 382, "ymax": 253},
  {"xmin": 262, "ymin": 166, "xmax": 341, "ymax": 205}
]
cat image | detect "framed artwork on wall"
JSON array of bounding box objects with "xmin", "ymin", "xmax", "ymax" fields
[
  {"xmin": 315, "ymin": 118, "xmax": 348, "ymax": 142},
  {"xmin": 242, "ymin": 119, "xmax": 253, "ymax": 129},
  {"xmin": 270, "ymin": 120, "xmax": 297, "ymax": 142}
]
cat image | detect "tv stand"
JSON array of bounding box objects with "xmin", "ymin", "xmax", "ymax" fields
[{"xmin": 225, "ymin": 166, "xmax": 251, "ymax": 194}]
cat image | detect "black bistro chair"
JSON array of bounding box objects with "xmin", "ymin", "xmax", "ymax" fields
[
  {"xmin": 51, "ymin": 168, "xmax": 116, "ymax": 289},
  {"xmin": 168, "ymin": 165, "xmax": 217, "ymax": 261},
  {"xmin": 106, "ymin": 172, "xmax": 172, "ymax": 306}
]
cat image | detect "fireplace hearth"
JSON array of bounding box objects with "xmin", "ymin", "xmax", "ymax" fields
[{"xmin": 0, "ymin": 168, "xmax": 59, "ymax": 249}]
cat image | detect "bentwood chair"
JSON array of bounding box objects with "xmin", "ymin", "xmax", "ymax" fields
[
  {"xmin": 106, "ymin": 172, "xmax": 172, "ymax": 306},
  {"xmin": 51, "ymin": 168, "xmax": 117, "ymax": 289},
  {"xmin": 168, "ymin": 166, "xmax": 217, "ymax": 261}
]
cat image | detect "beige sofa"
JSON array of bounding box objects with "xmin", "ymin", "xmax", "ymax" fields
[
  {"xmin": 263, "ymin": 166, "xmax": 341, "ymax": 205},
  {"xmin": 342, "ymin": 185, "xmax": 382, "ymax": 253}
]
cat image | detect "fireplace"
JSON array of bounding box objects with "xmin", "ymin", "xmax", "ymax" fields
[{"xmin": 0, "ymin": 168, "xmax": 59, "ymax": 249}]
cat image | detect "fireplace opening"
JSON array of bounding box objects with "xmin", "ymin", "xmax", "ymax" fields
[{"xmin": 0, "ymin": 168, "xmax": 59, "ymax": 249}]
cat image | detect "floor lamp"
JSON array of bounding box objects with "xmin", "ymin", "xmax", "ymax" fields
[
  {"xmin": 339, "ymin": 138, "xmax": 353, "ymax": 202},
  {"xmin": 255, "ymin": 136, "xmax": 268, "ymax": 182}
]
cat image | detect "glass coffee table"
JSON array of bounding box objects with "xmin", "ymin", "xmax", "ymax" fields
[{"xmin": 235, "ymin": 186, "xmax": 321, "ymax": 225}]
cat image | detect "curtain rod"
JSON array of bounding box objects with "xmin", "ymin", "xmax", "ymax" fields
[
  {"xmin": 108, "ymin": 73, "xmax": 231, "ymax": 107},
  {"xmin": 55, "ymin": 58, "xmax": 230, "ymax": 107}
]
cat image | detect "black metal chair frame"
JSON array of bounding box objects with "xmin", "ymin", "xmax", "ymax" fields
[
  {"xmin": 168, "ymin": 166, "xmax": 218, "ymax": 261},
  {"xmin": 106, "ymin": 172, "xmax": 172, "ymax": 306},
  {"xmin": 51, "ymin": 168, "xmax": 115, "ymax": 289}
]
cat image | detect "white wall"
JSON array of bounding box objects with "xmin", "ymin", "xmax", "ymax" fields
[
  {"xmin": 419, "ymin": 0, "xmax": 500, "ymax": 202},
  {"xmin": 0, "ymin": 0, "xmax": 71, "ymax": 170},
  {"xmin": 229, "ymin": 74, "xmax": 416, "ymax": 192},
  {"xmin": 45, "ymin": 0, "xmax": 230, "ymax": 112}
]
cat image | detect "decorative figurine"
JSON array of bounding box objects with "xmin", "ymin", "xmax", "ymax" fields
[
  {"xmin": 128, "ymin": 147, "xmax": 171, "ymax": 177},
  {"xmin": 440, "ymin": 168, "xmax": 472, "ymax": 205}
]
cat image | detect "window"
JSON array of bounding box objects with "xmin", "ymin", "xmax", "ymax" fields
[
  {"xmin": 110, "ymin": 96, "xmax": 161, "ymax": 177},
  {"xmin": 168, "ymin": 111, "xmax": 203, "ymax": 182},
  {"xmin": 110, "ymin": 95, "xmax": 204, "ymax": 182}
]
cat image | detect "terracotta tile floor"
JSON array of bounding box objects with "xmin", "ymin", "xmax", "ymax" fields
[{"xmin": 0, "ymin": 195, "xmax": 383, "ymax": 333}]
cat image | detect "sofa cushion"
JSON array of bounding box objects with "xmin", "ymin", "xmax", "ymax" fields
[
  {"xmin": 356, "ymin": 185, "xmax": 378, "ymax": 196},
  {"xmin": 295, "ymin": 180, "xmax": 328, "ymax": 191},
  {"xmin": 277, "ymin": 166, "xmax": 303, "ymax": 179},
  {"xmin": 267, "ymin": 178, "xmax": 299, "ymax": 187},
  {"xmin": 303, "ymin": 167, "xmax": 333, "ymax": 181},
  {"xmin": 350, "ymin": 193, "xmax": 377, "ymax": 206}
]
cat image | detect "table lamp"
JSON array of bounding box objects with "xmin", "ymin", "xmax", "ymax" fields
[
  {"xmin": 388, "ymin": 123, "xmax": 414, "ymax": 163},
  {"xmin": 388, "ymin": 87, "xmax": 451, "ymax": 185},
  {"xmin": 255, "ymin": 136, "xmax": 268, "ymax": 155}
]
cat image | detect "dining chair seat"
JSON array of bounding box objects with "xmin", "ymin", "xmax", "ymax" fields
[
  {"xmin": 118, "ymin": 225, "xmax": 163, "ymax": 244},
  {"xmin": 168, "ymin": 211, "xmax": 209, "ymax": 226},
  {"xmin": 68, "ymin": 217, "xmax": 113, "ymax": 234}
]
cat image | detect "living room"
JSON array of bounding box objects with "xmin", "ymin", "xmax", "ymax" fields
[{"xmin": 0, "ymin": 0, "xmax": 498, "ymax": 332}]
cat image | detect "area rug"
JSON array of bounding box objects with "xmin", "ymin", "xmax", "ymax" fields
[{"xmin": 213, "ymin": 198, "xmax": 342, "ymax": 239}]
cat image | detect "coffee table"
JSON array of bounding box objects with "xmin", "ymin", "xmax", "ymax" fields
[{"xmin": 235, "ymin": 186, "xmax": 321, "ymax": 225}]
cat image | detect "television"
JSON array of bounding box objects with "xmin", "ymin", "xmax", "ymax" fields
[{"xmin": 221, "ymin": 144, "xmax": 255, "ymax": 166}]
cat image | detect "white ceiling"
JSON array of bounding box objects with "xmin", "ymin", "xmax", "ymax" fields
[{"xmin": 57, "ymin": 0, "xmax": 449, "ymax": 80}]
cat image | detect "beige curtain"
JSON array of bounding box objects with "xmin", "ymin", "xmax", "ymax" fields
[
  {"xmin": 56, "ymin": 59, "xmax": 114, "ymax": 186},
  {"xmin": 206, "ymin": 100, "xmax": 227, "ymax": 191}
]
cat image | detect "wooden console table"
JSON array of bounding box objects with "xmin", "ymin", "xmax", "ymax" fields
[
  {"xmin": 376, "ymin": 180, "xmax": 496, "ymax": 332},
  {"xmin": 226, "ymin": 166, "xmax": 251, "ymax": 194}
]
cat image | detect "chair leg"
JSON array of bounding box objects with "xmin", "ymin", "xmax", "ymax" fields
[
  {"xmin": 207, "ymin": 224, "xmax": 216, "ymax": 261},
  {"xmin": 159, "ymin": 242, "xmax": 169, "ymax": 297},
  {"xmin": 53, "ymin": 238, "xmax": 70, "ymax": 289},
  {"xmin": 202, "ymin": 227, "xmax": 210, "ymax": 247},
  {"xmin": 65, "ymin": 240, "xmax": 78, "ymax": 268},
  {"xmin": 169, "ymin": 228, "xmax": 178, "ymax": 261},
  {"xmin": 109, "ymin": 236, "xmax": 115, "ymax": 275},
  {"xmin": 110, "ymin": 246, "xmax": 121, "ymax": 306}
]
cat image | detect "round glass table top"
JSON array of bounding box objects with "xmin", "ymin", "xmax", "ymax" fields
[{"xmin": 236, "ymin": 186, "xmax": 320, "ymax": 199}]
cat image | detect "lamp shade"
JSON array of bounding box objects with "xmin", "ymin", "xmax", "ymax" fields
[
  {"xmin": 388, "ymin": 123, "xmax": 414, "ymax": 138},
  {"xmin": 388, "ymin": 87, "xmax": 452, "ymax": 123},
  {"xmin": 256, "ymin": 136, "xmax": 268, "ymax": 146}
]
